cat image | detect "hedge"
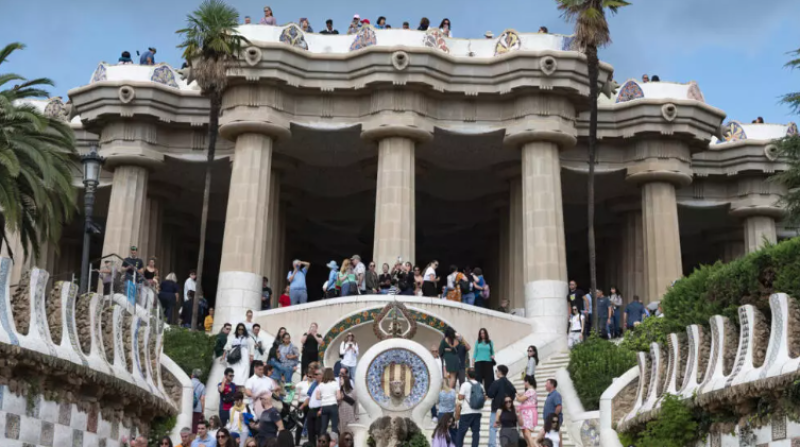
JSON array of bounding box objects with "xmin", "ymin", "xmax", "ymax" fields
[
  {"xmin": 162, "ymin": 327, "xmax": 217, "ymax": 382},
  {"xmin": 566, "ymin": 336, "xmax": 637, "ymax": 411}
]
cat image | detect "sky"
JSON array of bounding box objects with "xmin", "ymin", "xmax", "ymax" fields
[{"xmin": 1, "ymin": 0, "xmax": 799, "ymax": 124}]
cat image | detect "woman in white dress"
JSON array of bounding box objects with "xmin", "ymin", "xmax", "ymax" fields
[
  {"xmin": 536, "ymin": 413, "xmax": 562, "ymax": 447},
  {"xmin": 339, "ymin": 333, "xmax": 359, "ymax": 379},
  {"xmin": 223, "ymin": 323, "xmax": 251, "ymax": 386}
]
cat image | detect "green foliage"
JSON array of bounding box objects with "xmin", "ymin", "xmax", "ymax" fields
[
  {"xmin": 147, "ymin": 415, "xmax": 177, "ymax": 446},
  {"xmin": 567, "ymin": 335, "xmax": 637, "ymax": 410},
  {"xmin": 621, "ymin": 395, "xmax": 698, "ymax": 447},
  {"xmin": 780, "ymin": 47, "xmax": 800, "ymax": 113},
  {"xmin": 404, "ymin": 432, "xmax": 430, "ymax": 447},
  {"xmin": 163, "ymin": 327, "xmax": 216, "ymax": 382},
  {"xmin": 619, "ymin": 316, "xmax": 670, "ymax": 353},
  {"xmin": 773, "ymin": 135, "xmax": 800, "ymax": 224}
]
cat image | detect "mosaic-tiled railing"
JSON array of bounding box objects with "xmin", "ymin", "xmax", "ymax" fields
[{"xmin": 611, "ymin": 293, "xmax": 795, "ymax": 433}]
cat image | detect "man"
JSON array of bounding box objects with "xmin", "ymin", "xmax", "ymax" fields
[
  {"xmin": 185, "ymin": 270, "xmax": 197, "ymax": 302},
  {"xmin": 624, "ymin": 295, "xmax": 646, "ymax": 330},
  {"xmin": 325, "ymin": 260, "xmax": 339, "ymax": 298},
  {"xmin": 583, "ymin": 290, "xmax": 593, "ymax": 338},
  {"xmin": 190, "ymin": 420, "xmax": 216, "ymax": 447},
  {"xmin": 430, "ymin": 344, "xmax": 444, "ymax": 422},
  {"xmin": 365, "ymin": 261, "xmax": 379, "ymax": 294},
  {"xmin": 566, "ymin": 280, "xmax": 587, "ymax": 330},
  {"xmin": 329, "ymin": 432, "xmax": 339, "ymax": 447},
  {"xmin": 305, "ymin": 366, "xmax": 324, "ymax": 447},
  {"xmin": 456, "ymin": 368, "xmax": 483, "ymax": 447},
  {"xmin": 245, "ymin": 360, "xmax": 276, "ymax": 418},
  {"xmin": 487, "ymin": 365, "xmax": 516, "ymax": 447},
  {"xmin": 455, "ymin": 332, "xmax": 471, "ymax": 386},
  {"xmin": 244, "ymin": 16, "xmax": 252, "ymax": 24},
  {"xmin": 214, "ymin": 323, "xmax": 231, "ymax": 358},
  {"xmin": 402, "ymin": 21, "xmax": 410, "ymax": 30},
  {"xmin": 756, "ymin": 116, "xmax": 765, "ymax": 124},
  {"xmin": 495, "ymin": 299, "xmax": 510, "ymax": 314},
  {"xmin": 122, "ymin": 246, "xmax": 144, "ymax": 282},
  {"xmin": 320, "ymin": 19, "xmax": 339, "ymax": 34},
  {"xmin": 538, "ymin": 26, "xmax": 549, "ymax": 33},
  {"xmin": 249, "ymin": 324, "xmax": 268, "ymax": 376},
  {"xmin": 99, "ymin": 260, "xmax": 114, "ymax": 296},
  {"xmin": 596, "ymin": 290, "xmax": 613, "ymax": 339},
  {"xmin": 191, "ymin": 369, "xmax": 206, "ymax": 433},
  {"xmin": 256, "ymin": 393, "xmax": 284, "ymax": 445},
  {"xmin": 177, "ymin": 427, "xmax": 192, "ymax": 447},
  {"xmin": 543, "ymin": 379, "xmax": 563, "ymax": 426},
  {"xmin": 295, "ymin": 365, "xmax": 316, "ymax": 445},
  {"xmin": 641, "ymin": 74, "xmax": 650, "ymax": 83},
  {"xmin": 204, "ymin": 308, "xmax": 214, "ymax": 333},
  {"xmin": 352, "ymin": 255, "xmax": 366, "ymax": 294},
  {"xmin": 139, "ymin": 47, "xmax": 156, "ymax": 65},
  {"xmin": 261, "ymin": 277, "xmax": 272, "ymax": 310},
  {"xmin": 287, "ymin": 259, "xmax": 310, "ymax": 305},
  {"xmin": 347, "ymin": 14, "xmax": 361, "ymax": 34}
]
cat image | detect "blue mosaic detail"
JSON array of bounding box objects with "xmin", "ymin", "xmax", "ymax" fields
[
  {"xmin": 787, "ymin": 122, "xmax": 798, "ymax": 137},
  {"xmin": 561, "ymin": 35, "xmax": 577, "ymax": 51},
  {"xmin": 350, "ymin": 26, "xmax": 377, "ymax": 52},
  {"xmin": 126, "ymin": 281, "xmax": 137, "ymax": 307},
  {"xmin": 150, "ymin": 65, "xmax": 178, "ymax": 88},
  {"xmin": 279, "ymin": 24, "xmax": 309, "ymax": 50},
  {"xmin": 0, "ymin": 258, "xmax": 20, "ymax": 346},
  {"xmin": 91, "ymin": 64, "xmax": 107, "ymax": 83},
  {"xmin": 616, "ymin": 80, "xmax": 645, "ymax": 103},
  {"xmin": 366, "ymin": 348, "xmax": 429, "ymax": 409}
]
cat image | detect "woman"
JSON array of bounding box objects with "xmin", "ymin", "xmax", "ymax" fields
[
  {"xmin": 216, "ymin": 428, "xmax": 238, "ymax": 447},
  {"xmin": 472, "ymin": 268, "xmax": 486, "ymax": 308},
  {"xmin": 325, "ymin": 261, "xmax": 339, "ymax": 298},
  {"xmin": 271, "ymin": 327, "xmax": 287, "ymax": 347},
  {"xmin": 338, "ymin": 369, "xmax": 358, "ymax": 433},
  {"xmin": 379, "ymin": 263, "xmax": 392, "ymax": 294},
  {"xmin": 226, "ymin": 391, "xmax": 251, "ymax": 447},
  {"xmin": 525, "ymin": 346, "xmax": 539, "ymax": 389},
  {"xmin": 495, "ymin": 397, "xmax": 519, "ymax": 447},
  {"xmin": 338, "ymin": 259, "xmax": 357, "ymax": 297},
  {"xmin": 436, "ymin": 379, "xmax": 457, "ymax": 441},
  {"xmin": 118, "ymin": 51, "xmax": 133, "ymax": 65},
  {"xmin": 473, "ymin": 328, "xmax": 495, "ymax": 390},
  {"xmin": 224, "ymin": 323, "xmax": 251, "ymax": 386},
  {"xmin": 422, "ymin": 261, "xmax": 438, "ymax": 297},
  {"xmin": 439, "ymin": 18, "xmax": 453, "ymax": 37},
  {"xmin": 439, "ymin": 327, "xmax": 460, "ymax": 387},
  {"xmin": 413, "ymin": 266, "xmax": 424, "ymax": 296},
  {"xmin": 315, "ymin": 367, "xmax": 340, "ymax": 435},
  {"xmin": 278, "ymin": 332, "xmax": 300, "ymax": 383},
  {"xmin": 517, "ymin": 375, "xmax": 538, "ymax": 447},
  {"xmin": 537, "ymin": 413, "xmax": 562, "ymax": 447},
  {"xmin": 243, "ymin": 310, "xmax": 255, "ymax": 333},
  {"xmin": 375, "ymin": 16, "xmax": 387, "ymax": 29},
  {"xmin": 417, "ymin": 17, "xmax": 430, "ymax": 31},
  {"xmin": 209, "ymin": 415, "xmax": 222, "ymax": 438},
  {"xmin": 299, "ymin": 17, "xmax": 313, "ymax": 32},
  {"xmin": 301, "ymin": 323, "xmax": 323, "ymax": 377},
  {"xmin": 431, "ymin": 413, "xmax": 456, "ymax": 447},
  {"xmin": 568, "ymin": 306, "xmax": 585, "ymax": 350},
  {"xmin": 259, "ymin": 6, "xmax": 276, "ymax": 25},
  {"xmin": 340, "ymin": 431, "xmax": 355, "ymax": 447},
  {"xmin": 339, "ymin": 333, "xmax": 359, "ymax": 378},
  {"xmin": 609, "ymin": 286, "xmax": 623, "ymax": 338},
  {"xmin": 246, "ymin": 439, "xmax": 258, "ymax": 447},
  {"xmin": 157, "ymin": 436, "xmax": 173, "ymax": 447},
  {"xmin": 144, "ymin": 257, "xmax": 158, "ymax": 289},
  {"xmin": 294, "ymin": 369, "xmax": 315, "ymax": 446},
  {"xmin": 158, "ymin": 273, "xmax": 180, "ymax": 324}
]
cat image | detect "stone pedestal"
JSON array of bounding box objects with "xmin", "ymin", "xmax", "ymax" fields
[
  {"xmin": 621, "ymin": 210, "xmax": 645, "ymax": 306},
  {"xmin": 102, "ymin": 165, "xmax": 149, "ymax": 258},
  {"xmin": 641, "ymin": 181, "xmax": 682, "ymax": 303},
  {"xmin": 508, "ymin": 177, "xmax": 525, "ymax": 311},
  {"xmin": 743, "ymin": 215, "xmax": 777, "ymax": 253}
]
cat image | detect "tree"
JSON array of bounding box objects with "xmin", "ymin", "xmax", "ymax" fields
[
  {"xmin": 0, "ymin": 42, "xmax": 77, "ymax": 263},
  {"xmin": 177, "ymin": 0, "xmax": 248, "ymax": 330},
  {"xmin": 557, "ymin": 0, "xmax": 630, "ymax": 333},
  {"xmin": 773, "ymin": 47, "xmax": 800, "ymax": 223}
]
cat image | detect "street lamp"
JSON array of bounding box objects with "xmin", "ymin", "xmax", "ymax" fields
[{"xmin": 79, "ymin": 145, "xmax": 105, "ymax": 294}]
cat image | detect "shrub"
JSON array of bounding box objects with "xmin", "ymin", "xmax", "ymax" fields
[
  {"xmin": 163, "ymin": 327, "xmax": 217, "ymax": 382},
  {"xmin": 567, "ymin": 336, "xmax": 637, "ymax": 410},
  {"xmin": 619, "ymin": 316, "xmax": 670, "ymax": 353},
  {"xmin": 622, "ymin": 394, "xmax": 699, "ymax": 447},
  {"xmin": 147, "ymin": 415, "xmax": 177, "ymax": 446}
]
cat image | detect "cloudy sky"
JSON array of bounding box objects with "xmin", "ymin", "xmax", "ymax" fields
[{"xmin": 1, "ymin": 0, "xmax": 799, "ymax": 123}]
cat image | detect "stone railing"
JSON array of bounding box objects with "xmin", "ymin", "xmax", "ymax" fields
[{"xmin": 0, "ymin": 256, "xmax": 193, "ymax": 446}]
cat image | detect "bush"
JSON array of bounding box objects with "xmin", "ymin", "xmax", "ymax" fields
[
  {"xmin": 147, "ymin": 415, "xmax": 177, "ymax": 446},
  {"xmin": 567, "ymin": 336, "xmax": 637, "ymax": 410},
  {"xmin": 620, "ymin": 316, "xmax": 671, "ymax": 353},
  {"xmin": 163, "ymin": 327, "xmax": 217, "ymax": 382},
  {"xmin": 620, "ymin": 394, "xmax": 699, "ymax": 447}
]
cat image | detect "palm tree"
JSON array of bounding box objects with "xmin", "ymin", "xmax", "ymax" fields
[
  {"xmin": 177, "ymin": 0, "xmax": 248, "ymax": 330},
  {"xmin": 0, "ymin": 42, "xmax": 77, "ymax": 263},
  {"xmin": 772, "ymin": 47, "xmax": 800, "ymax": 223},
  {"xmin": 556, "ymin": 0, "xmax": 630, "ymax": 333}
]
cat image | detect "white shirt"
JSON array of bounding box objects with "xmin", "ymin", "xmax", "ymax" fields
[
  {"xmin": 340, "ymin": 341, "xmax": 359, "ymax": 367},
  {"xmin": 184, "ymin": 277, "xmax": 196, "ymax": 300},
  {"xmin": 249, "ymin": 332, "xmax": 269, "ymax": 362},
  {"xmin": 354, "ymin": 262, "xmax": 366, "ymax": 290},
  {"xmin": 308, "ymin": 381, "xmax": 323, "ymax": 409},
  {"xmin": 296, "ymin": 379, "xmax": 312, "ymax": 403},
  {"xmin": 446, "ymin": 273, "xmax": 457, "ymax": 290},
  {"xmin": 424, "ymin": 266, "xmax": 436, "ymax": 282},
  {"xmin": 458, "ymin": 380, "xmax": 483, "ymax": 415},
  {"xmin": 569, "ymin": 314, "xmax": 583, "ymax": 332},
  {"xmin": 316, "ymin": 381, "xmax": 340, "ymax": 407},
  {"xmin": 245, "ymin": 374, "xmax": 275, "ymax": 398}
]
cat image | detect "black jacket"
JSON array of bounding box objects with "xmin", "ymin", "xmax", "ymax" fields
[{"xmin": 487, "ymin": 376, "xmax": 517, "ymax": 412}]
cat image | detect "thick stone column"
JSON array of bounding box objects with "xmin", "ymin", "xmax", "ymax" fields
[
  {"xmin": 102, "ymin": 165, "xmax": 149, "ymax": 259},
  {"xmin": 743, "ymin": 216, "xmax": 777, "ymax": 253},
  {"xmin": 640, "ymin": 182, "xmax": 683, "ymax": 303},
  {"xmin": 263, "ymin": 172, "xmax": 281, "ymax": 285},
  {"xmin": 140, "ymin": 197, "xmax": 163, "ymax": 262},
  {"xmin": 508, "ymin": 177, "xmax": 525, "ymax": 311},
  {"xmin": 621, "ymin": 210, "xmax": 645, "ymax": 306},
  {"xmin": 497, "ymin": 210, "xmax": 510, "ymax": 309},
  {"xmin": 730, "ymin": 176, "xmax": 784, "ymax": 254}
]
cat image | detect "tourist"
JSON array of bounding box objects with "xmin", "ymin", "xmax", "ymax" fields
[
  {"xmin": 402, "ymin": 22, "xmax": 410, "ymax": 30},
  {"xmin": 240, "ymin": 310, "xmax": 255, "ymax": 334},
  {"xmin": 756, "ymin": 116, "xmax": 765, "ymax": 124},
  {"xmin": 339, "ymin": 431, "xmax": 354, "ymax": 447},
  {"xmin": 338, "ymin": 369, "xmax": 358, "ymax": 433},
  {"xmin": 583, "ymin": 290, "xmax": 593, "ymax": 338},
  {"xmin": 277, "ymin": 332, "xmax": 300, "ymax": 383},
  {"xmin": 537, "ymin": 413, "xmax": 562, "ymax": 447},
  {"xmin": 319, "ymin": 433, "xmax": 333, "ymax": 447},
  {"xmin": 623, "ymin": 295, "xmax": 646, "ymax": 330},
  {"xmin": 376, "ymin": 16, "xmax": 388, "ymax": 29},
  {"xmin": 215, "ymin": 324, "xmax": 232, "ymax": 358},
  {"xmin": 565, "ymin": 280, "xmax": 587, "ymax": 327},
  {"xmin": 98, "ymin": 260, "xmax": 114, "ymax": 296},
  {"xmin": 455, "ymin": 332, "xmax": 471, "ymax": 386},
  {"xmin": 185, "ymin": 270, "xmax": 197, "ymax": 303},
  {"xmin": 430, "ymin": 344, "xmax": 443, "ymax": 421},
  {"xmin": 413, "ymin": 265, "xmax": 424, "ymax": 295},
  {"xmin": 422, "ymin": 261, "xmax": 439, "ymax": 297},
  {"xmin": 301, "ymin": 323, "xmax": 324, "ymax": 377},
  {"xmin": 249, "ymin": 324, "xmax": 269, "ymax": 377},
  {"xmin": 262, "ymin": 277, "xmax": 272, "ymax": 311},
  {"xmin": 341, "ymin": 259, "xmax": 360, "ymax": 297},
  {"xmin": 455, "ymin": 368, "xmax": 483, "ymax": 447},
  {"xmin": 295, "ymin": 368, "xmax": 314, "ymax": 446},
  {"xmin": 143, "ymin": 257, "xmax": 158, "ymax": 288},
  {"xmin": 215, "ymin": 427, "xmax": 236, "ymax": 447},
  {"xmin": 651, "ymin": 75, "xmax": 660, "ymax": 82},
  {"xmin": 209, "ymin": 415, "xmax": 222, "ymax": 439},
  {"xmin": 432, "ymin": 413, "xmax": 457, "ymax": 447},
  {"xmin": 226, "ymin": 391, "xmax": 250, "ymax": 446},
  {"xmin": 378, "ymin": 263, "xmax": 392, "ymax": 294},
  {"xmin": 122, "ymin": 246, "xmax": 144, "ymax": 282},
  {"xmin": 439, "ymin": 327, "xmax": 460, "ymax": 389},
  {"xmin": 360, "ymin": 18, "xmax": 371, "ymax": 26},
  {"xmin": 472, "ymin": 268, "xmax": 486, "ymax": 308},
  {"xmin": 484, "ymin": 31, "xmax": 494, "ymax": 39},
  {"xmin": 178, "ymin": 427, "xmax": 192, "ymax": 447},
  {"xmin": 347, "ymin": 15, "xmax": 361, "ymax": 35},
  {"xmin": 300, "ymin": 18, "xmax": 313, "ymax": 33},
  {"xmin": 266, "ymin": 341, "xmax": 280, "ymax": 382},
  {"xmin": 224, "ymin": 323, "xmax": 250, "ymax": 386},
  {"xmin": 287, "ymin": 259, "xmax": 310, "ymax": 305},
  {"xmin": 320, "ymin": 19, "xmax": 339, "ymax": 35},
  {"xmin": 496, "ymin": 396, "xmax": 518, "ymax": 447},
  {"xmin": 418, "ymin": 17, "xmax": 430, "ymax": 31},
  {"xmin": 538, "ymin": 26, "xmax": 549, "ymax": 33},
  {"xmin": 439, "ymin": 19, "xmax": 453, "ymax": 37},
  {"xmin": 487, "ymin": 365, "xmax": 516, "ymax": 447},
  {"xmin": 118, "ymin": 51, "xmax": 133, "ymax": 65},
  {"xmin": 350, "ymin": 255, "xmax": 365, "ymax": 294},
  {"xmin": 244, "ymin": 16, "xmax": 252, "ymax": 24},
  {"xmin": 191, "ymin": 420, "xmax": 215, "ymax": 447},
  {"xmin": 496, "ymin": 299, "xmax": 510, "ymax": 313},
  {"xmin": 140, "ymin": 47, "xmax": 157, "ymax": 65},
  {"xmin": 191, "ymin": 368, "xmax": 207, "ymax": 432},
  {"xmin": 303, "ymin": 363, "xmax": 323, "ymax": 446},
  {"xmin": 260, "ymin": 6, "xmax": 276, "ymax": 25},
  {"xmin": 459, "ymin": 268, "xmax": 474, "ymax": 305},
  {"xmin": 316, "ymin": 367, "xmax": 340, "ymax": 435},
  {"xmin": 159, "ymin": 435, "xmax": 175, "ymax": 447},
  {"xmin": 339, "ymin": 333, "xmax": 359, "ymax": 378},
  {"xmin": 255, "ymin": 392, "xmax": 283, "ymax": 445},
  {"xmin": 568, "ymin": 306, "xmax": 584, "ymax": 349},
  {"xmin": 596, "ymin": 289, "xmax": 613, "ymax": 339},
  {"xmin": 324, "ymin": 261, "xmax": 339, "ymax": 298},
  {"xmin": 609, "ymin": 287, "xmax": 623, "ymax": 338},
  {"xmin": 641, "ymin": 74, "xmax": 650, "ymax": 83},
  {"xmin": 473, "ymin": 328, "xmax": 495, "ymax": 390},
  {"xmin": 159, "ymin": 273, "xmax": 180, "ymax": 324},
  {"xmin": 246, "ymin": 360, "xmax": 277, "ymax": 418},
  {"xmin": 245, "ymin": 438, "xmax": 257, "ymax": 447},
  {"xmin": 365, "ymin": 261, "xmax": 379, "ymax": 294},
  {"xmin": 182, "ymin": 291, "xmax": 196, "ymax": 328},
  {"xmin": 205, "ymin": 308, "xmax": 215, "ymax": 333},
  {"xmin": 525, "ymin": 346, "xmax": 539, "ymax": 389},
  {"xmin": 516, "ymin": 375, "xmax": 538, "ymax": 447},
  {"xmin": 277, "ymin": 286, "xmax": 289, "ymax": 307},
  {"xmin": 436, "ymin": 378, "xmax": 458, "ymax": 440},
  {"xmin": 543, "ymin": 379, "xmax": 563, "ymax": 425}
]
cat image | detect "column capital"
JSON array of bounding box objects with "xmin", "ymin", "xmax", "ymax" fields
[
  {"xmin": 99, "ymin": 146, "xmax": 165, "ymax": 171},
  {"xmin": 360, "ymin": 125, "xmax": 433, "ymax": 144},
  {"xmin": 624, "ymin": 139, "xmax": 693, "ymax": 187},
  {"xmin": 219, "ymin": 120, "xmax": 291, "ymax": 142},
  {"xmin": 626, "ymin": 169, "xmax": 692, "ymax": 187},
  {"xmin": 729, "ymin": 205, "xmax": 784, "ymax": 219},
  {"xmin": 503, "ymin": 129, "xmax": 577, "ymax": 149}
]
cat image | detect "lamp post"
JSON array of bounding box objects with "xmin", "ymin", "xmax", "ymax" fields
[{"xmin": 79, "ymin": 145, "xmax": 105, "ymax": 294}]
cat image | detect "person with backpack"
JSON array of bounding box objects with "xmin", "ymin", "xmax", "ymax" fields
[
  {"xmin": 458, "ymin": 268, "xmax": 474, "ymax": 305},
  {"xmin": 191, "ymin": 369, "xmax": 206, "ymax": 433},
  {"xmin": 471, "ymin": 268, "xmax": 487, "ymax": 308},
  {"xmin": 455, "ymin": 368, "xmax": 484, "ymax": 447}
]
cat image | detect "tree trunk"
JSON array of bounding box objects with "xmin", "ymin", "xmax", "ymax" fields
[
  {"xmin": 191, "ymin": 93, "xmax": 221, "ymax": 331},
  {"xmin": 587, "ymin": 45, "xmax": 600, "ymax": 335}
]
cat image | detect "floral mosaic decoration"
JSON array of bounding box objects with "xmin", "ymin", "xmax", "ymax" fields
[
  {"xmin": 787, "ymin": 122, "xmax": 798, "ymax": 137},
  {"xmin": 350, "ymin": 25, "xmax": 377, "ymax": 52},
  {"xmin": 718, "ymin": 121, "xmax": 747, "ymax": 144},
  {"xmin": 494, "ymin": 30, "xmax": 522, "ymax": 56},
  {"xmin": 91, "ymin": 64, "xmax": 107, "ymax": 83},
  {"xmin": 151, "ymin": 65, "xmax": 179, "ymax": 89},
  {"xmin": 366, "ymin": 348, "xmax": 430, "ymax": 409},
  {"xmin": 616, "ymin": 80, "xmax": 645, "ymax": 103},
  {"xmin": 423, "ymin": 29, "xmax": 449, "ymax": 53},
  {"xmin": 280, "ymin": 24, "xmax": 309, "ymax": 50}
]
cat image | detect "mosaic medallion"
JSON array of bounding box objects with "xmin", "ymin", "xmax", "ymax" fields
[
  {"xmin": 91, "ymin": 64, "xmax": 107, "ymax": 83},
  {"xmin": 0, "ymin": 258, "xmax": 20, "ymax": 346},
  {"xmin": 719, "ymin": 121, "xmax": 747, "ymax": 144},
  {"xmin": 561, "ymin": 35, "xmax": 578, "ymax": 51},
  {"xmin": 615, "ymin": 80, "xmax": 644, "ymax": 103},
  {"xmin": 5, "ymin": 413, "xmax": 20, "ymax": 439},
  {"xmin": 44, "ymin": 97, "xmax": 69, "ymax": 122},
  {"xmin": 579, "ymin": 419, "xmax": 601, "ymax": 447},
  {"xmin": 350, "ymin": 25, "xmax": 377, "ymax": 52},
  {"xmin": 279, "ymin": 24, "xmax": 309, "ymax": 50},
  {"xmin": 687, "ymin": 81, "xmax": 705, "ymax": 102},
  {"xmin": 366, "ymin": 348, "xmax": 430, "ymax": 409},
  {"xmin": 788, "ymin": 122, "xmax": 798, "ymax": 137},
  {"xmin": 494, "ymin": 30, "xmax": 521, "ymax": 56},
  {"xmin": 151, "ymin": 65, "xmax": 179, "ymax": 89},
  {"xmin": 423, "ymin": 29, "xmax": 449, "ymax": 53},
  {"xmin": 41, "ymin": 421, "xmax": 55, "ymax": 447}
]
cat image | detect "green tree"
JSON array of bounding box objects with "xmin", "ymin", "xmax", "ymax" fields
[
  {"xmin": 556, "ymin": 0, "xmax": 630, "ymax": 331},
  {"xmin": 0, "ymin": 42, "xmax": 77, "ymax": 262},
  {"xmin": 772, "ymin": 47, "xmax": 800, "ymax": 223},
  {"xmin": 176, "ymin": 0, "xmax": 248, "ymax": 330}
]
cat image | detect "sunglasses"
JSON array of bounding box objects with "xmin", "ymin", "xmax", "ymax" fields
[
  {"xmin": 161, "ymin": 443, "xmax": 170, "ymax": 446},
  {"xmin": 218, "ymin": 434, "xmax": 228, "ymax": 439}
]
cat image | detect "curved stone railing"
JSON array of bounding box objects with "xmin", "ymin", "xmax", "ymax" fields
[
  {"xmin": 605, "ymin": 293, "xmax": 800, "ymax": 435},
  {"xmin": 0, "ymin": 256, "xmax": 191, "ymax": 445}
]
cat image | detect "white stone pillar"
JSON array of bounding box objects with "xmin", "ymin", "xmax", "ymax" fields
[
  {"xmin": 640, "ymin": 182, "xmax": 683, "ymax": 303},
  {"xmin": 102, "ymin": 165, "xmax": 149, "ymax": 259},
  {"xmin": 508, "ymin": 177, "xmax": 525, "ymax": 311},
  {"xmin": 498, "ymin": 210, "xmax": 510, "ymax": 309},
  {"xmin": 621, "ymin": 210, "xmax": 645, "ymax": 306},
  {"xmin": 139, "ymin": 197, "xmax": 163, "ymax": 262},
  {"xmin": 743, "ymin": 216, "xmax": 777, "ymax": 253}
]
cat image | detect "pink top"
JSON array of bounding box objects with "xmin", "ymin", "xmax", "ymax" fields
[
  {"xmin": 431, "ymin": 434, "xmax": 456, "ymax": 447},
  {"xmin": 520, "ymin": 389, "xmax": 537, "ymax": 409}
]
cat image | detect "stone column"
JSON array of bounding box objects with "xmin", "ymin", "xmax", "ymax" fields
[
  {"xmin": 102, "ymin": 165, "xmax": 149, "ymax": 258},
  {"xmin": 263, "ymin": 172, "xmax": 281, "ymax": 284},
  {"xmin": 721, "ymin": 240, "xmax": 745, "ymax": 262},
  {"xmin": 216, "ymin": 122, "xmax": 290, "ymax": 331},
  {"xmin": 508, "ymin": 177, "xmax": 525, "ymax": 311},
  {"xmin": 621, "ymin": 210, "xmax": 645, "ymax": 306},
  {"xmin": 140, "ymin": 197, "xmax": 163, "ymax": 262},
  {"xmin": 743, "ymin": 216, "xmax": 777, "ymax": 253},
  {"xmin": 730, "ymin": 176, "xmax": 783, "ymax": 254},
  {"xmin": 497, "ymin": 210, "xmax": 510, "ymax": 309}
]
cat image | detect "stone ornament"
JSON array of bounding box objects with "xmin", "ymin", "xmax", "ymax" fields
[
  {"xmin": 44, "ymin": 97, "xmax": 70, "ymax": 122},
  {"xmin": 372, "ymin": 301, "xmax": 417, "ymax": 340},
  {"xmin": 118, "ymin": 85, "xmax": 135, "ymax": 104},
  {"xmin": 718, "ymin": 120, "xmax": 747, "ymax": 144},
  {"xmin": 151, "ymin": 65, "xmax": 179, "ymax": 89},
  {"xmin": 687, "ymin": 81, "xmax": 705, "ymax": 102},
  {"xmin": 244, "ymin": 46, "xmax": 262, "ymax": 66},
  {"xmin": 391, "ymin": 51, "xmax": 410, "ymax": 71},
  {"xmin": 788, "ymin": 122, "xmax": 798, "ymax": 137},
  {"xmin": 366, "ymin": 348, "xmax": 430, "ymax": 410},
  {"xmin": 423, "ymin": 29, "xmax": 449, "ymax": 53},
  {"xmin": 616, "ymin": 79, "xmax": 645, "ymax": 103},
  {"xmin": 561, "ymin": 35, "xmax": 578, "ymax": 51},
  {"xmin": 661, "ymin": 103, "xmax": 678, "ymax": 122},
  {"xmin": 579, "ymin": 418, "xmax": 601, "ymax": 447},
  {"xmin": 765, "ymin": 144, "xmax": 779, "ymax": 161},
  {"xmin": 540, "ymin": 56, "xmax": 558, "ymax": 76},
  {"xmin": 494, "ymin": 29, "xmax": 522, "ymax": 56},
  {"xmin": 91, "ymin": 63, "xmax": 107, "ymax": 83},
  {"xmin": 279, "ymin": 24, "xmax": 309, "ymax": 50},
  {"xmin": 350, "ymin": 25, "xmax": 377, "ymax": 52}
]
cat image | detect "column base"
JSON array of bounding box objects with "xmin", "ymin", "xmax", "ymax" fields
[
  {"xmin": 214, "ymin": 270, "xmax": 262, "ymax": 332},
  {"xmin": 525, "ymin": 279, "xmax": 569, "ymax": 335}
]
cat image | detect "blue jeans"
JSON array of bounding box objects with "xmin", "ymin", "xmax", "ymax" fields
[
  {"xmin": 343, "ymin": 365, "xmax": 356, "ymax": 380},
  {"xmin": 340, "ymin": 282, "xmax": 352, "ymax": 297},
  {"xmin": 462, "ymin": 293, "xmax": 475, "ymax": 305},
  {"xmin": 457, "ymin": 413, "xmax": 481, "ymax": 447},
  {"xmin": 612, "ymin": 309, "xmax": 621, "ymax": 336},
  {"xmin": 290, "ymin": 289, "xmax": 307, "ymax": 305},
  {"xmin": 488, "ymin": 411, "xmax": 497, "ymax": 447}
]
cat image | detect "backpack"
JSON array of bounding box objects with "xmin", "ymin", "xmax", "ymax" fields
[
  {"xmin": 458, "ymin": 274, "xmax": 471, "ymax": 294},
  {"xmin": 467, "ymin": 380, "xmax": 486, "ymax": 410}
]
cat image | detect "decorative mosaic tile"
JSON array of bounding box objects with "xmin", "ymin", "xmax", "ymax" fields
[
  {"xmin": 279, "ymin": 24, "xmax": 309, "ymax": 50},
  {"xmin": 687, "ymin": 81, "xmax": 705, "ymax": 102},
  {"xmin": 494, "ymin": 30, "xmax": 521, "ymax": 56},
  {"xmin": 111, "ymin": 419, "xmax": 119, "ymax": 440},
  {"xmin": 579, "ymin": 419, "xmax": 600, "ymax": 447},
  {"xmin": 91, "ymin": 64, "xmax": 107, "ymax": 83},
  {"xmin": 151, "ymin": 65, "xmax": 178, "ymax": 89},
  {"xmin": 773, "ymin": 413, "xmax": 787, "ymax": 440},
  {"xmin": 5, "ymin": 413, "xmax": 20, "ymax": 439},
  {"xmin": 350, "ymin": 26, "xmax": 377, "ymax": 52},
  {"xmin": 87, "ymin": 406, "xmax": 98, "ymax": 433},
  {"xmin": 422, "ymin": 29, "xmax": 448, "ymax": 53},
  {"xmin": 561, "ymin": 35, "xmax": 577, "ymax": 51},
  {"xmin": 73, "ymin": 428, "xmax": 84, "ymax": 447},
  {"xmin": 792, "ymin": 437, "xmax": 800, "ymax": 447},
  {"xmin": 366, "ymin": 348, "xmax": 430, "ymax": 409},
  {"xmin": 719, "ymin": 121, "xmax": 747, "ymax": 144},
  {"xmin": 788, "ymin": 122, "xmax": 798, "ymax": 137},
  {"xmin": 41, "ymin": 421, "xmax": 54, "ymax": 447},
  {"xmin": 615, "ymin": 80, "xmax": 644, "ymax": 103},
  {"xmin": 134, "ymin": 318, "xmax": 144, "ymax": 377},
  {"xmin": 34, "ymin": 269, "xmax": 58, "ymax": 359},
  {"xmin": 67, "ymin": 284, "xmax": 88, "ymax": 366},
  {"xmin": 761, "ymin": 294, "xmax": 783, "ymax": 379},
  {"xmin": 58, "ymin": 402, "xmax": 71, "ymax": 426},
  {"xmin": 0, "ymin": 258, "xmax": 21, "ymax": 346}
]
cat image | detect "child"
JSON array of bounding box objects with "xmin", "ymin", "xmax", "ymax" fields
[
  {"xmin": 279, "ymin": 285, "xmax": 291, "ymax": 307},
  {"xmin": 204, "ymin": 308, "xmax": 214, "ymax": 333}
]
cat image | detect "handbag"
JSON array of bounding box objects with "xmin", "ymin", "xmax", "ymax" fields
[
  {"xmin": 227, "ymin": 344, "xmax": 243, "ymax": 364},
  {"xmin": 490, "ymin": 341, "xmax": 497, "ymax": 366}
]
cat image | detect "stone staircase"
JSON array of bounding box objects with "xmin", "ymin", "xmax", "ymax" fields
[{"xmin": 427, "ymin": 352, "xmax": 575, "ymax": 447}]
